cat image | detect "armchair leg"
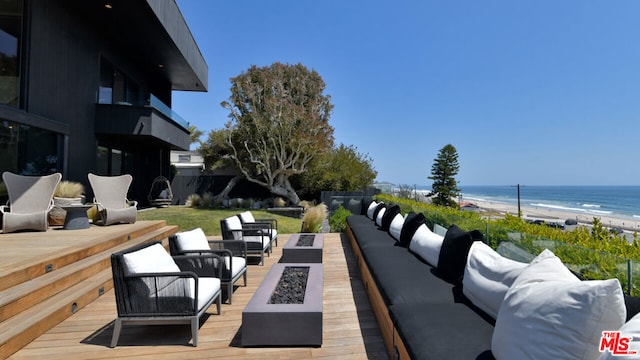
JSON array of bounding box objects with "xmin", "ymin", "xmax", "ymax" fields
[
  {"xmin": 227, "ymin": 282, "xmax": 233, "ymax": 304},
  {"xmin": 243, "ymin": 271, "xmax": 248, "ymax": 287},
  {"xmin": 110, "ymin": 318, "xmax": 123, "ymax": 348},
  {"xmin": 217, "ymin": 294, "xmax": 222, "ymax": 315},
  {"xmin": 191, "ymin": 317, "xmax": 199, "ymax": 347}
]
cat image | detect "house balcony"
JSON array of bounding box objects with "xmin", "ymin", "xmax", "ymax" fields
[{"xmin": 95, "ymin": 96, "xmax": 190, "ymax": 150}]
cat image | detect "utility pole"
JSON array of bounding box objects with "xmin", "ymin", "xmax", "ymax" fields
[{"xmin": 511, "ymin": 184, "xmax": 522, "ymax": 218}]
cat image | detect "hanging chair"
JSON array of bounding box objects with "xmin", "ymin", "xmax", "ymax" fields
[{"xmin": 148, "ymin": 176, "xmax": 173, "ymax": 207}]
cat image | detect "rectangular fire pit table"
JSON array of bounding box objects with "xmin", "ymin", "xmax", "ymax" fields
[
  {"xmin": 242, "ymin": 263, "xmax": 323, "ymax": 346},
  {"xmin": 280, "ymin": 233, "xmax": 324, "ymax": 263}
]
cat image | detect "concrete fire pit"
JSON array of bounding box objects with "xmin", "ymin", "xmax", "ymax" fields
[
  {"xmin": 280, "ymin": 233, "xmax": 324, "ymax": 263},
  {"xmin": 242, "ymin": 263, "xmax": 323, "ymax": 346}
]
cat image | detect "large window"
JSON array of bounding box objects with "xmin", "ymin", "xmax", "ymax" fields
[
  {"xmin": 96, "ymin": 145, "xmax": 134, "ymax": 176},
  {"xmin": 0, "ymin": 0, "xmax": 23, "ymax": 107},
  {"xmin": 0, "ymin": 119, "xmax": 60, "ymax": 175},
  {"xmin": 98, "ymin": 58, "xmax": 141, "ymax": 105}
]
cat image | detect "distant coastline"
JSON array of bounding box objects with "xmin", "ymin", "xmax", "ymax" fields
[{"xmin": 406, "ymin": 185, "xmax": 640, "ymax": 233}]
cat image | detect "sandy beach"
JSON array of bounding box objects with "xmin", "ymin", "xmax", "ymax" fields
[{"xmin": 471, "ymin": 199, "xmax": 640, "ymax": 234}]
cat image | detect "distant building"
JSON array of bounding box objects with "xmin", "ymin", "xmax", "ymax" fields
[
  {"xmin": 171, "ymin": 151, "xmax": 205, "ymax": 176},
  {"xmin": 372, "ymin": 181, "xmax": 395, "ymax": 194},
  {"xmin": 0, "ymin": 0, "xmax": 207, "ymax": 205}
]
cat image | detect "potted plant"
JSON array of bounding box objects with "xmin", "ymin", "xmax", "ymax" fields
[{"xmin": 48, "ymin": 180, "xmax": 85, "ymax": 226}]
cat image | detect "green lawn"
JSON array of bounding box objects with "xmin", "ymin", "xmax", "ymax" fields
[{"xmin": 137, "ymin": 206, "xmax": 303, "ymax": 236}]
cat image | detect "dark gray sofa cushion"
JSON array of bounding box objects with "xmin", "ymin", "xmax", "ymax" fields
[
  {"xmin": 361, "ymin": 246, "xmax": 456, "ymax": 305},
  {"xmin": 347, "ymin": 215, "xmax": 397, "ymax": 250},
  {"xmin": 390, "ymin": 303, "xmax": 495, "ymax": 360}
]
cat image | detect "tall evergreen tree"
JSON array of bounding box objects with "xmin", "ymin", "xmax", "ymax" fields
[{"xmin": 428, "ymin": 144, "xmax": 460, "ymax": 208}]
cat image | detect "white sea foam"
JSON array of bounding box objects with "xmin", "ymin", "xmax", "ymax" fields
[
  {"xmin": 529, "ymin": 202, "xmax": 613, "ymax": 215},
  {"xmin": 581, "ymin": 203, "xmax": 601, "ymax": 208}
]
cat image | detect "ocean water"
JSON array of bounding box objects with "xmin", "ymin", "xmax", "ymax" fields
[{"xmin": 454, "ymin": 185, "xmax": 640, "ymax": 220}]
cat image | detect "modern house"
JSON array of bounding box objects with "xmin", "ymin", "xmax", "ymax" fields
[{"xmin": 0, "ymin": 0, "xmax": 207, "ymax": 205}]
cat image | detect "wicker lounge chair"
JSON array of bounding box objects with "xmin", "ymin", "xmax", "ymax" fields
[
  {"xmin": 110, "ymin": 241, "xmax": 222, "ymax": 347},
  {"xmin": 169, "ymin": 228, "xmax": 247, "ymax": 304},
  {"xmin": 0, "ymin": 172, "xmax": 62, "ymax": 233},
  {"xmin": 88, "ymin": 173, "xmax": 137, "ymax": 225}
]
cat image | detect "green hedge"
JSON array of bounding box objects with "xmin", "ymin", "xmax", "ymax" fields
[{"xmin": 375, "ymin": 194, "xmax": 640, "ymax": 295}]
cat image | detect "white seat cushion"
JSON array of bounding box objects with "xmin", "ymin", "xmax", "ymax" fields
[
  {"xmin": 226, "ymin": 256, "xmax": 246, "ymax": 276},
  {"xmin": 175, "ymin": 228, "xmax": 210, "ymax": 251},
  {"xmin": 191, "ymin": 277, "xmax": 221, "ymax": 311},
  {"xmin": 244, "ymin": 235, "xmax": 271, "ymax": 250},
  {"xmin": 123, "ymin": 243, "xmax": 180, "ymax": 274}
]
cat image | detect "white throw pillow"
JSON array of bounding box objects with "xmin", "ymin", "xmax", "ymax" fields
[
  {"xmin": 175, "ymin": 227, "xmax": 210, "ymax": 251},
  {"xmin": 123, "ymin": 243, "xmax": 180, "ymax": 274},
  {"xmin": 462, "ymin": 242, "xmax": 528, "ymax": 319},
  {"xmin": 366, "ymin": 201, "xmax": 378, "ymax": 219},
  {"xmin": 408, "ymin": 223, "xmax": 444, "ymax": 267},
  {"xmin": 389, "ymin": 213, "xmax": 405, "ymax": 241},
  {"xmin": 492, "ymin": 249, "xmax": 626, "ymax": 360},
  {"xmin": 375, "ymin": 207, "xmax": 386, "ymax": 226},
  {"xmin": 599, "ymin": 312, "xmax": 640, "ymax": 359}
]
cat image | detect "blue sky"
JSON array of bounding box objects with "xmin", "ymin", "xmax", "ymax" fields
[{"xmin": 173, "ymin": 0, "xmax": 640, "ymax": 187}]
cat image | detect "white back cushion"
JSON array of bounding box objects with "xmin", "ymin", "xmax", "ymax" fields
[
  {"xmin": 123, "ymin": 243, "xmax": 179, "ymax": 274},
  {"xmin": 238, "ymin": 211, "xmax": 256, "ymax": 223},
  {"xmin": 462, "ymin": 242, "xmax": 528, "ymax": 319},
  {"xmin": 224, "ymin": 216, "xmax": 243, "ymax": 239},
  {"xmin": 366, "ymin": 201, "xmax": 378, "ymax": 219},
  {"xmin": 375, "ymin": 207, "xmax": 386, "ymax": 226},
  {"xmin": 175, "ymin": 227, "xmax": 210, "ymax": 251},
  {"xmin": 492, "ymin": 249, "xmax": 626, "ymax": 360},
  {"xmin": 408, "ymin": 223, "xmax": 444, "ymax": 267},
  {"xmin": 389, "ymin": 213, "xmax": 405, "ymax": 241}
]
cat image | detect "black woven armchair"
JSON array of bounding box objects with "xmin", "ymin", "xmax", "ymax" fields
[
  {"xmin": 220, "ymin": 215, "xmax": 273, "ymax": 265},
  {"xmin": 110, "ymin": 241, "xmax": 222, "ymax": 347},
  {"xmin": 237, "ymin": 210, "xmax": 278, "ymax": 247},
  {"xmin": 169, "ymin": 228, "xmax": 248, "ymax": 304}
]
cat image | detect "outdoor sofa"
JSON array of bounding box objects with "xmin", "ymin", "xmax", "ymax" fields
[{"xmin": 347, "ymin": 200, "xmax": 640, "ymax": 360}]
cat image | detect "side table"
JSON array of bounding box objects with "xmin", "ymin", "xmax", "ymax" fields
[{"xmin": 61, "ymin": 204, "xmax": 93, "ymax": 230}]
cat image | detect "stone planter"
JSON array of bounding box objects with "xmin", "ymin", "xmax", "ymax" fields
[
  {"xmin": 281, "ymin": 233, "xmax": 324, "ymax": 263},
  {"xmin": 242, "ymin": 263, "xmax": 323, "ymax": 346},
  {"xmin": 48, "ymin": 196, "xmax": 83, "ymax": 226}
]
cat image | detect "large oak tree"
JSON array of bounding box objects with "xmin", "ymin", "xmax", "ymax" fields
[{"xmin": 218, "ymin": 62, "xmax": 334, "ymax": 205}]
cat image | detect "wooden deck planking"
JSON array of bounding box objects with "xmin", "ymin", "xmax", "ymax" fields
[{"xmin": 9, "ymin": 233, "xmax": 388, "ymax": 360}]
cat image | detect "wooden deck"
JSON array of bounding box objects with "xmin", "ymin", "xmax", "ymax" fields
[{"xmin": 7, "ymin": 231, "xmax": 387, "ymax": 359}]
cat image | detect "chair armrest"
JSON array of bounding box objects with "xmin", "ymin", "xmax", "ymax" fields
[
  {"xmin": 123, "ymin": 271, "xmax": 199, "ymax": 315},
  {"xmin": 173, "ymin": 254, "xmax": 224, "ymax": 278},
  {"xmin": 208, "ymin": 240, "xmax": 248, "ymax": 258},
  {"xmin": 254, "ymin": 218, "xmax": 278, "ymax": 230},
  {"xmin": 0, "ymin": 204, "xmax": 7, "ymax": 214}
]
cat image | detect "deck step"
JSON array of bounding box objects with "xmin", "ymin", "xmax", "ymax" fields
[
  {"xmin": 0, "ymin": 225, "xmax": 177, "ymax": 323},
  {"xmin": 0, "ymin": 222, "xmax": 178, "ymax": 359},
  {"xmin": 0, "ymin": 221, "xmax": 169, "ymax": 292}
]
